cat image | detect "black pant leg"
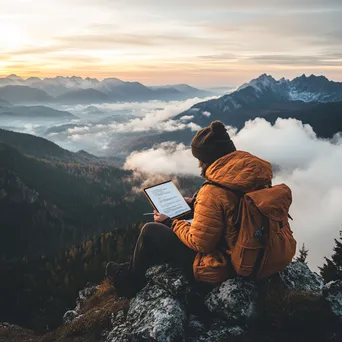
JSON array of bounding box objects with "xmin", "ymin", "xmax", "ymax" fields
[{"xmin": 130, "ymin": 222, "xmax": 196, "ymax": 288}]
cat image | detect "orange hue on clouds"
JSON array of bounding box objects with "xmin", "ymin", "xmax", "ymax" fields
[{"xmin": 0, "ymin": 0, "xmax": 341, "ymax": 87}]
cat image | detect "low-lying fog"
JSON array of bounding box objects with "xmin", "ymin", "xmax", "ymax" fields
[
  {"xmin": 0, "ymin": 97, "xmax": 210, "ymax": 155},
  {"xmin": 1, "ymin": 98, "xmax": 341, "ymax": 270}
]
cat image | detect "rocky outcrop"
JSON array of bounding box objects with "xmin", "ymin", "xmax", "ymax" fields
[
  {"xmin": 56, "ymin": 261, "xmax": 342, "ymax": 342},
  {"xmin": 187, "ymin": 316, "xmax": 245, "ymax": 342},
  {"xmin": 63, "ymin": 284, "xmax": 97, "ymax": 324},
  {"xmin": 205, "ymin": 277, "xmax": 256, "ymax": 322},
  {"xmin": 279, "ymin": 261, "xmax": 324, "ymax": 293},
  {"xmin": 108, "ymin": 284, "xmax": 186, "ymax": 342},
  {"xmin": 323, "ymin": 280, "xmax": 342, "ymax": 319},
  {"xmin": 2, "ymin": 262, "xmax": 341, "ymax": 341}
]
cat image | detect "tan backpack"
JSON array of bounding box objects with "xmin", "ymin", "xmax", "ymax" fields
[{"xmin": 205, "ymin": 181, "xmax": 297, "ymax": 280}]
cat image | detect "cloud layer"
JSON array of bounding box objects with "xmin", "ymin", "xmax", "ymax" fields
[
  {"xmin": 124, "ymin": 118, "xmax": 342, "ymax": 269},
  {"xmin": 40, "ymin": 97, "xmax": 210, "ymax": 154}
]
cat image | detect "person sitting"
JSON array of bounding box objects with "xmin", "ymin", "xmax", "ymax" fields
[{"xmin": 106, "ymin": 120, "xmax": 294, "ymax": 297}]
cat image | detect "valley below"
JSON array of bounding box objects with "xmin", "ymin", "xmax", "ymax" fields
[{"xmin": 1, "ymin": 73, "xmax": 342, "ymax": 335}]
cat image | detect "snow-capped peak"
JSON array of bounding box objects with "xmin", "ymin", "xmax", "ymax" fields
[
  {"xmin": 229, "ymin": 73, "xmax": 342, "ymax": 104},
  {"xmin": 237, "ymin": 74, "xmax": 278, "ymax": 92}
]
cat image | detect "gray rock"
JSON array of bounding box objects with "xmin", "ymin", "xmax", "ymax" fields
[
  {"xmin": 187, "ymin": 317, "xmax": 244, "ymax": 342},
  {"xmin": 205, "ymin": 277, "xmax": 257, "ymax": 322},
  {"xmin": 0, "ymin": 322, "xmax": 22, "ymax": 330},
  {"xmin": 110, "ymin": 309, "xmax": 126, "ymax": 327},
  {"xmin": 186, "ymin": 315, "xmax": 207, "ymax": 341},
  {"xmin": 75, "ymin": 285, "xmax": 97, "ymax": 312},
  {"xmin": 206, "ymin": 319, "xmax": 244, "ymax": 340},
  {"xmin": 64, "ymin": 263, "xmax": 335, "ymax": 342},
  {"xmin": 323, "ymin": 280, "xmax": 342, "ymax": 319},
  {"xmin": 146, "ymin": 264, "xmax": 191, "ymax": 301},
  {"xmin": 63, "ymin": 310, "xmax": 78, "ymax": 324},
  {"xmin": 61, "ymin": 284, "xmax": 97, "ymax": 324},
  {"xmin": 279, "ymin": 262, "xmax": 324, "ymax": 294},
  {"xmin": 107, "ymin": 282, "xmax": 186, "ymax": 342}
]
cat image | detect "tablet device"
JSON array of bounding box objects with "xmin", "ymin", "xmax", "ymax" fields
[{"xmin": 143, "ymin": 180, "xmax": 192, "ymax": 219}]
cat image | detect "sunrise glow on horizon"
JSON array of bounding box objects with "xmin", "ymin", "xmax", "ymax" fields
[{"xmin": 1, "ymin": 0, "xmax": 342, "ymax": 87}]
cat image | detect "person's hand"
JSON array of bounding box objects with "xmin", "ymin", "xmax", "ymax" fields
[
  {"xmin": 184, "ymin": 197, "xmax": 193, "ymax": 205},
  {"xmin": 154, "ymin": 210, "xmax": 169, "ymax": 223}
]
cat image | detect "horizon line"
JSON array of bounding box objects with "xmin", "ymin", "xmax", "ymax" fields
[{"xmin": 0, "ymin": 72, "xmax": 339, "ymax": 87}]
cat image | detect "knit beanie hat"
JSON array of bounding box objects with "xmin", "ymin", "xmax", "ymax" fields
[{"xmin": 191, "ymin": 120, "xmax": 236, "ymax": 163}]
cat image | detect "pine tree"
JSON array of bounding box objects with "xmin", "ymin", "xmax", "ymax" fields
[
  {"xmin": 296, "ymin": 243, "xmax": 309, "ymax": 264},
  {"xmin": 320, "ymin": 237, "xmax": 342, "ymax": 282},
  {"xmin": 320, "ymin": 257, "xmax": 339, "ymax": 283},
  {"xmin": 331, "ymin": 238, "xmax": 342, "ymax": 270}
]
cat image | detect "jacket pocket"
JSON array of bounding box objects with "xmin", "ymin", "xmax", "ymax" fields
[
  {"xmin": 193, "ymin": 251, "xmax": 233, "ymax": 284},
  {"xmin": 231, "ymin": 244, "xmax": 263, "ymax": 277}
]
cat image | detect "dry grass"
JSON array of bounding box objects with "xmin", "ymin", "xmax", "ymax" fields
[
  {"xmin": 39, "ymin": 281, "xmax": 129, "ymax": 342},
  {"xmin": 79, "ymin": 279, "xmax": 117, "ymax": 314},
  {"xmin": 0, "ymin": 325, "xmax": 37, "ymax": 342},
  {"xmin": 0, "ymin": 281, "xmax": 128, "ymax": 342}
]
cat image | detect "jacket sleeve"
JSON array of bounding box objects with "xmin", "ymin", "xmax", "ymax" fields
[{"xmin": 172, "ymin": 190, "xmax": 224, "ymax": 253}]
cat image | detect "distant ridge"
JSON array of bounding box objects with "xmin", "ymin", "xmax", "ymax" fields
[
  {"xmin": 0, "ymin": 74, "xmax": 213, "ymax": 104},
  {"xmin": 0, "ymin": 105, "xmax": 76, "ymax": 119},
  {"xmin": 0, "ymin": 85, "xmax": 54, "ymax": 104},
  {"xmin": 237, "ymin": 73, "xmax": 342, "ymax": 103},
  {"xmin": 116, "ymin": 74, "xmax": 342, "ymax": 153},
  {"xmin": 0, "ymin": 128, "xmax": 93, "ymax": 163},
  {"xmin": 174, "ymin": 73, "xmax": 342, "ymax": 130}
]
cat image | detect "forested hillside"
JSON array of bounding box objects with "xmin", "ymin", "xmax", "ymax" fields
[
  {"xmin": 0, "ymin": 143, "xmax": 146, "ymax": 259},
  {"xmin": 0, "ymin": 130, "xmax": 203, "ymax": 332},
  {"xmin": 1, "ymin": 224, "xmax": 142, "ymax": 331}
]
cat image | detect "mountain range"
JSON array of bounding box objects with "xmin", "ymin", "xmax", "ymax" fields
[
  {"xmin": 119, "ymin": 74, "xmax": 342, "ymax": 153},
  {"xmin": 1, "ymin": 72, "xmax": 342, "ymax": 334},
  {"xmin": 0, "ymin": 128, "xmax": 126, "ymax": 166},
  {"xmin": 0, "ymin": 105, "xmax": 75, "ymax": 119},
  {"xmin": 0, "ymin": 75, "xmax": 212, "ymax": 105},
  {"xmin": 1, "ymin": 73, "xmax": 341, "ymax": 155},
  {"xmin": 238, "ymin": 74, "xmax": 342, "ymax": 102},
  {"xmin": 178, "ymin": 74, "xmax": 342, "ymax": 127}
]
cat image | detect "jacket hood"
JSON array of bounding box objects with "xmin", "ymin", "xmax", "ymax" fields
[{"xmin": 205, "ymin": 151, "xmax": 273, "ymax": 192}]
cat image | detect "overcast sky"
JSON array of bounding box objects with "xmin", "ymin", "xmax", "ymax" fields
[{"xmin": 0, "ymin": 0, "xmax": 341, "ymax": 86}]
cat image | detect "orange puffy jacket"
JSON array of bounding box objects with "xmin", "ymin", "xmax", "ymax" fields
[{"xmin": 172, "ymin": 150, "xmax": 273, "ymax": 284}]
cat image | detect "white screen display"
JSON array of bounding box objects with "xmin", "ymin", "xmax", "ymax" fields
[{"xmin": 145, "ymin": 181, "xmax": 191, "ymax": 219}]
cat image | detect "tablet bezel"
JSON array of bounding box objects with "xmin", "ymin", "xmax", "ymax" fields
[{"xmin": 143, "ymin": 180, "xmax": 192, "ymax": 219}]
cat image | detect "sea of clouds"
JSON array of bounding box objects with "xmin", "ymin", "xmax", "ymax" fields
[
  {"xmin": 1, "ymin": 95, "xmax": 341, "ymax": 270},
  {"xmin": 0, "ymin": 97, "xmax": 211, "ymax": 155},
  {"xmin": 125, "ymin": 118, "xmax": 342, "ymax": 270}
]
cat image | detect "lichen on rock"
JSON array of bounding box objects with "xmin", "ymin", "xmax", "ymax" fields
[
  {"xmin": 279, "ymin": 261, "xmax": 324, "ymax": 294},
  {"xmin": 205, "ymin": 277, "xmax": 257, "ymax": 322},
  {"xmin": 323, "ymin": 280, "xmax": 342, "ymax": 319},
  {"xmin": 107, "ymin": 285, "xmax": 186, "ymax": 342},
  {"xmin": 63, "ymin": 310, "xmax": 78, "ymax": 325}
]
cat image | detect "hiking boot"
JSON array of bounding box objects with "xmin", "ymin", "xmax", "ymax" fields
[{"xmin": 105, "ymin": 261, "xmax": 134, "ymax": 298}]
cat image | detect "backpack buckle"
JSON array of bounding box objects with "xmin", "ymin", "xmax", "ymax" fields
[{"xmin": 254, "ymin": 226, "xmax": 265, "ymax": 243}]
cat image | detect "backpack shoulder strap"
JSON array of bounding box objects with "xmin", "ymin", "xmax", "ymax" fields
[
  {"xmin": 202, "ymin": 180, "xmax": 244, "ymax": 226},
  {"xmin": 202, "ymin": 180, "xmax": 244, "ymax": 199}
]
